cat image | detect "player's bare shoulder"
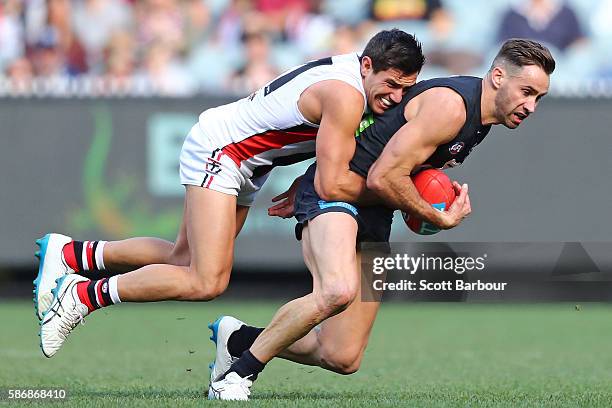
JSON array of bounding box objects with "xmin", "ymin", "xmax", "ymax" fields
[
  {"xmin": 405, "ymin": 87, "xmax": 467, "ymax": 132},
  {"xmin": 298, "ymin": 80, "xmax": 366, "ymax": 124}
]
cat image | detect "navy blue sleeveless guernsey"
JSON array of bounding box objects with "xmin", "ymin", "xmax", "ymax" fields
[{"xmin": 349, "ymin": 76, "xmax": 492, "ymax": 177}]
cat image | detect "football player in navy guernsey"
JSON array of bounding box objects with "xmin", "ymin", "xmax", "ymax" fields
[
  {"xmin": 209, "ymin": 39, "xmax": 555, "ymax": 400},
  {"xmin": 35, "ymin": 30, "xmax": 425, "ymax": 358}
]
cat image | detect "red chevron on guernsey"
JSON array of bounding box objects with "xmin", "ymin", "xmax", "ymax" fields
[{"xmin": 221, "ymin": 127, "xmax": 318, "ymax": 167}]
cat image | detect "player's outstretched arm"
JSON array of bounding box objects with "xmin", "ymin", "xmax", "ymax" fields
[
  {"xmin": 308, "ymin": 81, "xmax": 369, "ymax": 202},
  {"xmin": 366, "ymin": 88, "xmax": 470, "ymax": 229}
]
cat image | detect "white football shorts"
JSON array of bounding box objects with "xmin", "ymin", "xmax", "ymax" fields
[{"xmin": 179, "ymin": 124, "xmax": 269, "ymax": 206}]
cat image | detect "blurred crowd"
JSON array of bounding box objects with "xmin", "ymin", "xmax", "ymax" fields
[{"xmin": 1, "ymin": 0, "xmax": 611, "ymax": 97}]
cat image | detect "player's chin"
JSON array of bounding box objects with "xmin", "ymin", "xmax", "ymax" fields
[
  {"xmin": 504, "ymin": 118, "xmax": 520, "ymax": 129},
  {"xmin": 377, "ymin": 103, "xmax": 394, "ymax": 115},
  {"xmin": 371, "ymin": 104, "xmax": 386, "ymax": 115}
]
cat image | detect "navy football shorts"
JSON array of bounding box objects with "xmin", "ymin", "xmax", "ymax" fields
[{"xmin": 294, "ymin": 163, "xmax": 394, "ymax": 243}]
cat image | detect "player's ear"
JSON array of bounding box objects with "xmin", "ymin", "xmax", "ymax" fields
[
  {"xmin": 360, "ymin": 56, "xmax": 373, "ymax": 77},
  {"xmin": 490, "ymin": 66, "xmax": 504, "ymax": 90}
]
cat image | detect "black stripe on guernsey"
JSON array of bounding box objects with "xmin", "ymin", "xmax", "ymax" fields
[
  {"xmin": 282, "ymin": 124, "xmax": 319, "ymax": 133},
  {"xmin": 100, "ymin": 279, "xmax": 112, "ymax": 306},
  {"xmin": 73, "ymin": 241, "xmax": 84, "ymax": 271},
  {"xmin": 251, "ymin": 151, "xmax": 317, "ymax": 179},
  {"xmin": 87, "ymin": 281, "xmax": 99, "ymax": 308},
  {"xmin": 91, "ymin": 241, "xmax": 99, "ymax": 269},
  {"xmin": 264, "ymin": 57, "xmax": 332, "ymax": 96}
]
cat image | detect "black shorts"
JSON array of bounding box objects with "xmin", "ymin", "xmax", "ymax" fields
[{"xmin": 294, "ymin": 163, "xmax": 394, "ymax": 243}]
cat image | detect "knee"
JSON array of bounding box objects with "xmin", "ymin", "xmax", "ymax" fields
[
  {"xmin": 186, "ymin": 265, "xmax": 231, "ymax": 301},
  {"xmin": 315, "ymin": 282, "xmax": 358, "ymax": 316},
  {"xmin": 188, "ymin": 279, "xmax": 228, "ymax": 301},
  {"xmin": 320, "ymin": 348, "xmax": 363, "ymax": 375}
]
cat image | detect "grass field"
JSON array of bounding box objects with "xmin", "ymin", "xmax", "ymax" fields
[{"xmin": 1, "ymin": 301, "xmax": 612, "ymax": 407}]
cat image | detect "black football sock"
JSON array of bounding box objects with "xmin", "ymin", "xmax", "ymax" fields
[
  {"xmin": 225, "ymin": 350, "xmax": 266, "ymax": 380},
  {"xmin": 227, "ymin": 325, "xmax": 264, "ymax": 358}
]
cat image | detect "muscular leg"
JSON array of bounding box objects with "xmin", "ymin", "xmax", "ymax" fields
[
  {"xmin": 98, "ymin": 201, "xmax": 249, "ymax": 273},
  {"xmin": 248, "ymin": 213, "xmax": 360, "ymax": 364},
  {"xmin": 114, "ymin": 186, "xmax": 245, "ymax": 301},
  {"xmin": 226, "ymin": 247, "xmax": 380, "ymax": 374},
  {"xmin": 278, "ymin": 251, "xmax": 381, "ymax": 374}
]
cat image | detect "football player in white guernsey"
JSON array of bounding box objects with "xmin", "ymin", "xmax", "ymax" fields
[
  {"xmin": 208, "ymin": 39, "xmax": 555, "ymax": 400},
  {"xmin": 35, "ymin": 30, "xmax": 425, "ymax": 358}
]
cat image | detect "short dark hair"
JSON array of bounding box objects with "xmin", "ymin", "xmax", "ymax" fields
[
  {"xmin": 492, "ymin": 39, "xmax": 556, "ymax": 75},
  {"xmin": 361, "ymin": 29, "xmax": 425, "ymax": 75}
]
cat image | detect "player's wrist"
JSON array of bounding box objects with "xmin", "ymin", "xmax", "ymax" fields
[{"xmin": 434, "ymin": 211, "xmax": 455, "ymax": 230}]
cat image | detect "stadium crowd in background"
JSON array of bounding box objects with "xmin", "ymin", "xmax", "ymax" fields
[{"xmin": 0, "ymin": 0, "xmax": 611, "ymax": 96}]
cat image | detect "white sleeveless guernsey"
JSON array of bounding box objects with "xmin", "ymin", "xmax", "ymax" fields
[{"xmin": 179, "ymin": 53, "xmax": 366, "ymax": 206}]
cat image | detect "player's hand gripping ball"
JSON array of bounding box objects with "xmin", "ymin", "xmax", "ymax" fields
[{"xmin": 403, "ymin": 169, "xmax": 457, "ymax": 235}]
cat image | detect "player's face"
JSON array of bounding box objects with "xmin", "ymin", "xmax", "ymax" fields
[
  {"xmin": 361, "ymin": 57, "xmax": 418, "ymax": 115},
  {"xmin": 495, "ymin": 65, "xmax": 550, "ymax": 129}
]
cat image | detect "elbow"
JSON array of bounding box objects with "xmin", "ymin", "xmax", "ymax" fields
[
  {"xmin": 315, "ymin": 178, "xmax": 343, "ymax": 201},
  {"xmin": 318, "ymin": 185, "xmax": 342, "ymax": 202}
]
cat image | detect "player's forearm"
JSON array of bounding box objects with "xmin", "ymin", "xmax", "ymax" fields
[
  {"xmin": 366, "ymin": 173, "xmax": 447, "ymax": 226},
  {"xmin": 315, "ymin": 167, "xmax": 358, "ymax": 201},
  {"xmin": 332, "ymin": 180, "xmax": 382, "ymax": 205},
  {"xmin": 315, "ymin": 169, "xmax": 381, "ymax": 204}
]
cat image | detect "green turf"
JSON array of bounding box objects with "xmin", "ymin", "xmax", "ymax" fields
[{"xmin": 1, "ymin": 301, "xmax": 612, "ymax": 407}]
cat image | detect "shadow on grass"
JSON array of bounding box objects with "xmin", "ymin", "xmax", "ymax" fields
[
  {"xmin": 253, "ymin": 390, "xmax": 370, "ymax": 401},
  {"xmin": 78, "ymin": 388, "xmax": 369, "ymax": 401},
  {"xmin": 78, "ymin": 389, "xmax": 366, "ymax": 401}
]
